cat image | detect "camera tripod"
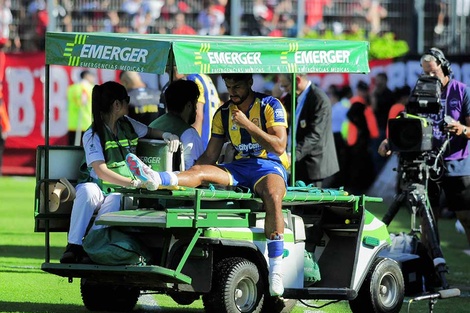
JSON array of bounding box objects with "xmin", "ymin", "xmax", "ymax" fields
[{"xmin": 382, "ymin": 150, "xmax": 450, "ymax": 291}]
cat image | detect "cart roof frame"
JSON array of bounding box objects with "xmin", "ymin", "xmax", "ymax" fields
[{"xmin": 45, "ymin": 32, "xmax": 370, "ymax": 75}]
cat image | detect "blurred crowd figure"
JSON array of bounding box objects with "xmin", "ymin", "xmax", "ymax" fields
[
  {"xmin": 343, "ymin": 80, "xmax": 379, "ymax": 194},
  {"xmin": 0, "ymin": 1, "xmax": 13, "ymax": 49},
  {"xmin": 171, "ymin": 12, "xmax": 196, "ymax": 35},
  {"xmin": 370, "ymin": 72, "xmax": 394, "ymax": 174},
  {"xmin": 66, "ymin": 70, "xmax": 95, "ymax": 146},
  {"xmin": 434, "ymin": 0, "xmax": 447, "ymax": 35},
  {"xmin": 4, "ymin": 0, "xmax": 468, "ymax": 54},
  {"xmin": 119, "ymin": 70, "xmax": 165, "ymax": 126},
  {"xmin": 356, "ymin": 0, "xmax": 387, "ymax": 36},
  {"xmin": 326, "ymin": 84, "xmax": 351, "ymax": 188},
  {"xmin": 5, "ymin": 0, "xmax": 229, "ymax": 52},
  {"xmin": 250, "ymin": 0, "xmax": 389, "ymax": 38},
  {"xmin": 0, "ymin": 0, "xmax": 11, "ymax": 174},
  {"xmin": 0, "ymin": 57, "xmax": 9, "ymax": 175},
  {"xmin": 434, "ymin": 0, "xmax": 470, "ymax": 35}
]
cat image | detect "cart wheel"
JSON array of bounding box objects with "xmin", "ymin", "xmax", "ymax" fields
[
  {"xmin": 349, "ymin": 258, "xmax": 404, "ymax": 313},
  {"xmin": 169, "ymin": 291, "xmax": 200, "ymax": 305},
  {"xmin": 202, "ymin": 257, "xmax": 264, "ymax": 313},
  {"xmin": 80, "ymin": 278, "xmax": 140, "ymax": 312}
]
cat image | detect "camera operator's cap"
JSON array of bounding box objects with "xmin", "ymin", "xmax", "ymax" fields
[{"xmin": 425, "ymin": 47, "xmax": 452, "ymax": 76}]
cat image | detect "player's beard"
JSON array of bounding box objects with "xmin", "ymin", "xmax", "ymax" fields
[{"xmin": 230, "ymin": 92, "xmax": 249, "ymax": 106}]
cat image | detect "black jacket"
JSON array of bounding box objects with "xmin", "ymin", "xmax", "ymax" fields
[{"xmin": 292, "ymin": 84, "xmax": 339, "ymax": 182}]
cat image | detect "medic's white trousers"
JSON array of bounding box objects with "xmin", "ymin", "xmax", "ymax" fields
[{"xmin": 67, "ymin": 182, "xmax": 121, "ymax": 245}]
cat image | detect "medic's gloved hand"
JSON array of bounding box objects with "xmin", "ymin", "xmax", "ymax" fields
[
  {"xmin": 129, "ymin": 179, "xmax": 158, "ymax": 191},
  {"xmin": 129, "ymin": 179, "xmax": 143, "ymax": 188},
  {"xmin": 162, "ymin": 132, "xmax": 180, "ymax": 153},
  {"xmin": 131, "ymin": 179, "xmax": 158, "ymax": 191}
]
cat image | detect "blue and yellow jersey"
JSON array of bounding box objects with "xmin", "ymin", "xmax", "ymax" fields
[
  {"xmin": 186, "ymin": 74, "xmax": 221, "ymax": 148},
  {"xmin": 212, "ymin": 92, "xmax": 290, "ymax": 169}
]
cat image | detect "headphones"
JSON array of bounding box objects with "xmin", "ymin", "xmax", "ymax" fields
[{"xmin": 426, "ymin": 48, "xmax": 452, "ymax": 76}]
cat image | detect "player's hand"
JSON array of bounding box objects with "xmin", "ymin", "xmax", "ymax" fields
[
  {"xmin": 162, "ymin": 132, "xmax": 180, "ymax": 153},
  {"xmin": 232, "ymin": 108, "xmax": 250, "ymax": 128},
  {"xmin": 378, "ymin": 139, "xmax": 392, "ymax": 157}
]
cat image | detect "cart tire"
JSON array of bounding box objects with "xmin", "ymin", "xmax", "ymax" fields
[
  {"xmin": 349, "ymin": 258, "xmax": 404, "ymax": 313},
  {"xmin": 169, "ymin": 291, "xmax": 200, "ymax": 305},
  {"xmin": 80, "ymin": 278, "xmax": 140, "ymax": 312},
  {"xmin": 202, "ymin": 257, "xmax": 264, "ymax": 313}
]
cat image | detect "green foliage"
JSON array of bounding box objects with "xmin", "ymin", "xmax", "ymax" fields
[
  {"xmin": 369, "ymin": 33, "xmax": 410, "ymax": 60},
  {"xmin": 304, "ymin": 30, "xmax": 409, "ymax": 60}
]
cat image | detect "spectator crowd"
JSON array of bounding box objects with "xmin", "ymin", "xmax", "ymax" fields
[{"xmin": 3, "ymin": 0, "xmax": 394, "ymax": 52}]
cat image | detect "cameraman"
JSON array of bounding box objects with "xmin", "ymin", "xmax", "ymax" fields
[{"xmin": 378, "ymin": 48, "xmax": 470, "ymax": 246}]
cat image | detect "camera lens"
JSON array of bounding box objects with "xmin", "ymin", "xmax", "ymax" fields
[{"xmin": 388, "ymin": 118, "xmax": 433, "ymax": 152}]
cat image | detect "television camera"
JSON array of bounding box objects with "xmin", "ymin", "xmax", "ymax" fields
[
  {"xmin": 386, "ymin": 75, "xmax": 448, "ymax": 202},
  {"xmin": 388, "ymin": 75, "xmax": 442, "ymax": 154},
  {"xmin": 384, "ymin": 74, "xmax": 451, "ymax": 291}
]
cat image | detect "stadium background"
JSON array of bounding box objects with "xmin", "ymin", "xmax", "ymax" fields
[{"xmin": 2, "ymin": 0, "xmax": 470, "ymax": 175}]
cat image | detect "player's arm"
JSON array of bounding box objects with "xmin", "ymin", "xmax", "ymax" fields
[
  {"xmin": 192, "ymin": 101, "xmax": 204, "ymax": 136},
  {"xmin": 378, "ymin": 138, "xmax": 391, "ymax": 157},
  {"xmin": 191, "ymin": 78, "xmax": 206, "ymax": 135},
  {"xmin": 254, "ymin": 124, "xmax": 287, "ymax": 156},
  {"xmin": 91, "ymin": 161, "xmax": 135, "ymax": 187},
  {"xmin": 234, "ymin": 111, "xmax": 286, "ymax": 155},
  {"xmin": 232, "ymin": 106, "xmax": 287, "ymax": 156},
  {"xmin": 446, "ymin": 87, "xmax": 470, "ymax": 137},
  {"xmin": 195, "ymin": 136, "xmax": 225, "ymax": 165},
  {"xmin": 462, "ymin": 88, "xmax": 470, "ymax": 138}
]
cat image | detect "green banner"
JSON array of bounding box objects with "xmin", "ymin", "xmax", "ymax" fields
[
  {"xmin": 45, "ymin": 32, "xmax": 171, "ymax": 73},
  {"xmin": 45, "ymin": 32, "xmax": 369, "ymax": 74},
  {"xmin": 173, "ymin": 39, "xmax": 369, "ymax": 74}
]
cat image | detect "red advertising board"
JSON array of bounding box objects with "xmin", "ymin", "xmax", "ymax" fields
[{"xmin": 2, "ymin": 52, "xmax": 119, "ymax": 175}]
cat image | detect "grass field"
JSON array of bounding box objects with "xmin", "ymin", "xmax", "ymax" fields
[{"xmin": 0, "ymin": 176, "xmax": 469, "ymax": 313}]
